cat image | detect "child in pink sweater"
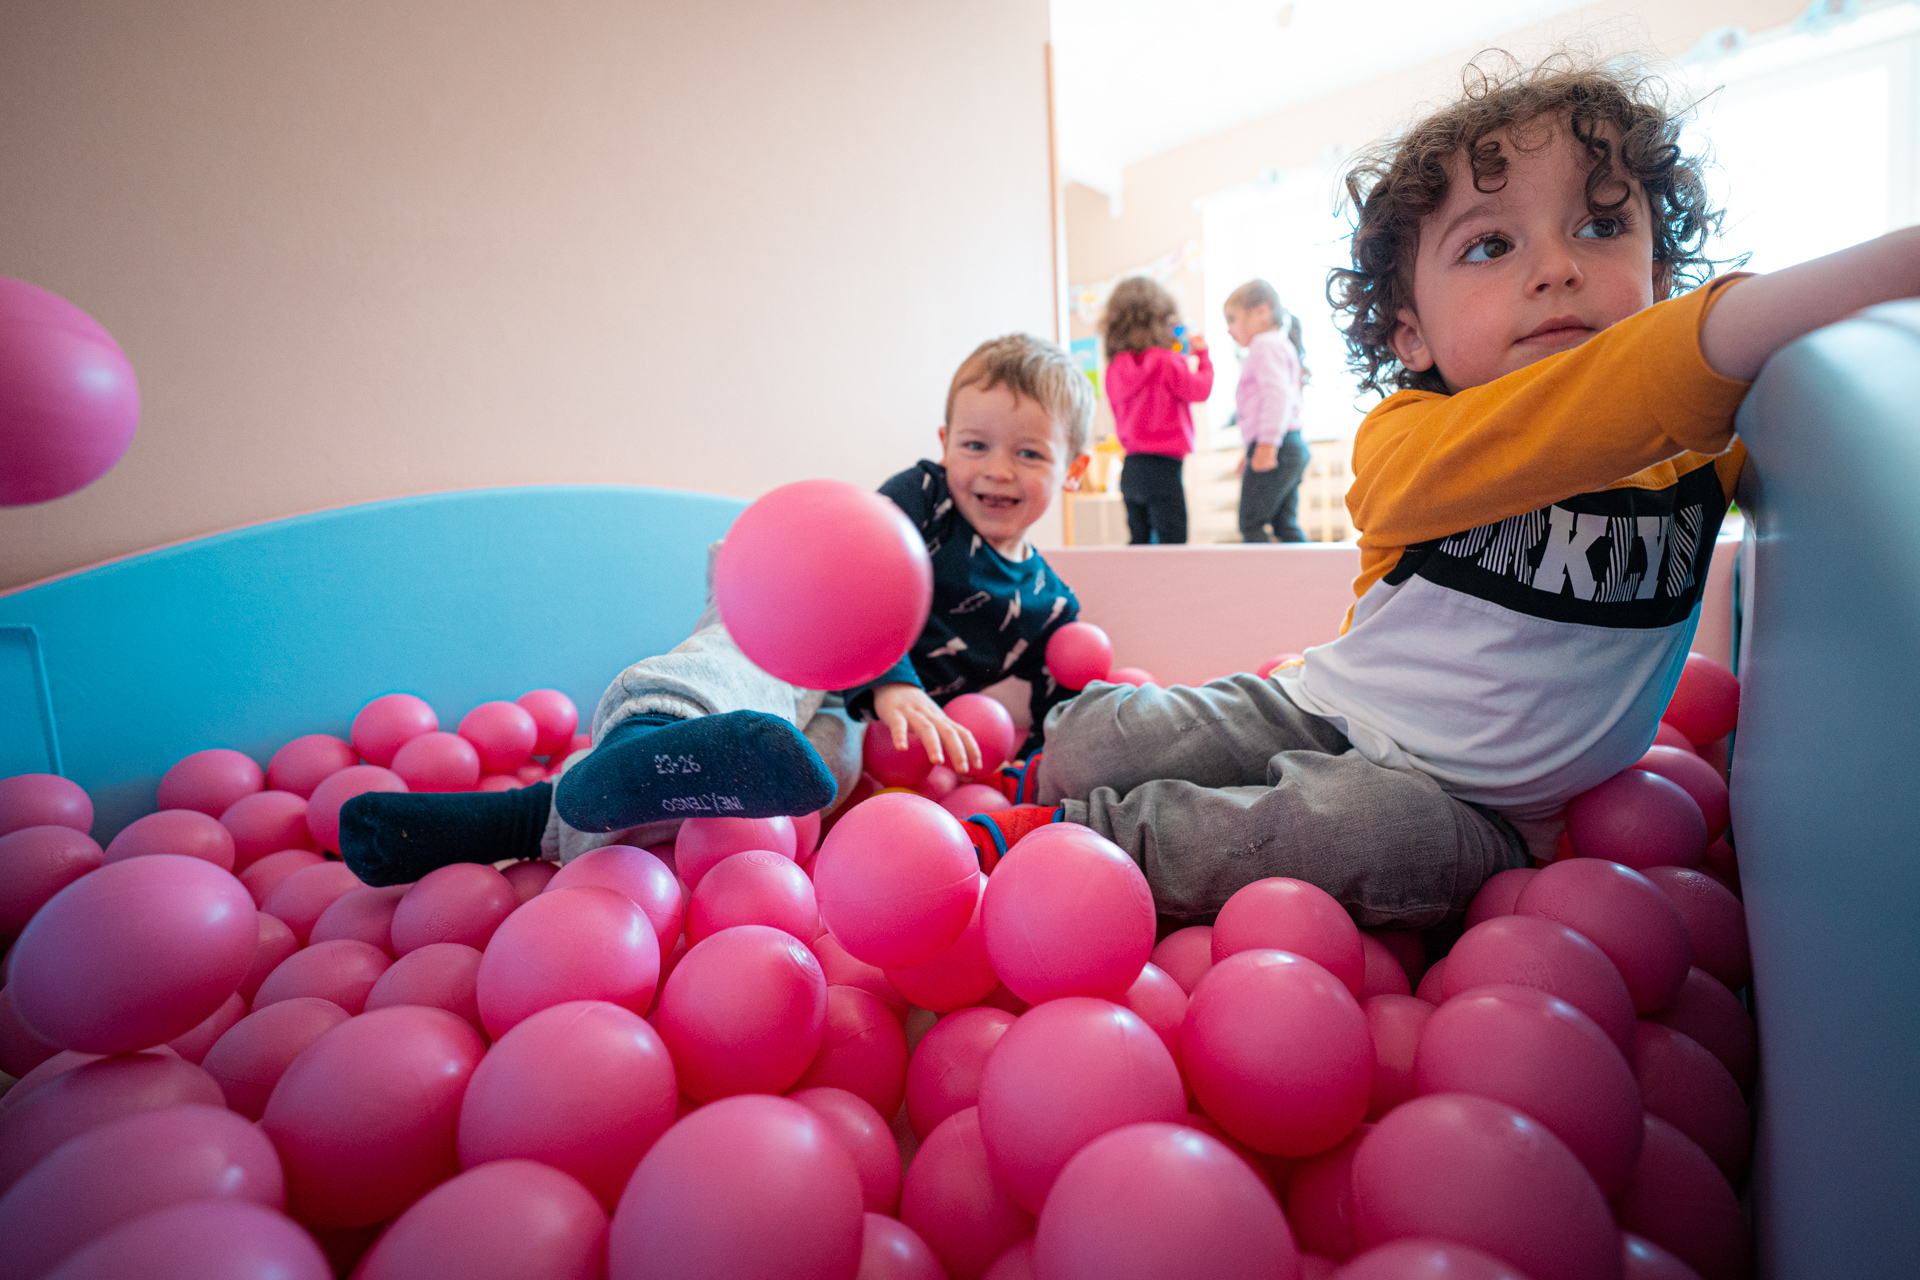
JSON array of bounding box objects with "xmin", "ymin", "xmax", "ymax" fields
[{"xmin": 1100, "ymin": 277, "xmax": 1214, "ymax": 543}]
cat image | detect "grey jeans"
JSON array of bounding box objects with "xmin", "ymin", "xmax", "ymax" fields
[
  {"xmin": 540, "ymin": 545, "xmax": 866, "ymax": 863},
  {"xmin": 1037, "ymin": 673, "xmax": 1527, "ymax": 928}
]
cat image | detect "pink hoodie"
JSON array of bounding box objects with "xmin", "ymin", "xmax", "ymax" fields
[{"xmin": 1104, "ymin": 346, "xmax": 1214, "ymax": 459}]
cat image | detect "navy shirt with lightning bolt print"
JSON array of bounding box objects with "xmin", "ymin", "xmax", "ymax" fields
[{"xmin": 841, "ymin": 461, "xmax": 1081, "ymax": 755}]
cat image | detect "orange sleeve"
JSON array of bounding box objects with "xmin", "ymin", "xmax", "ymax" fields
[{"xmin": 1347, "ymin": 277, "xmax": 1752, "ymax": 553}]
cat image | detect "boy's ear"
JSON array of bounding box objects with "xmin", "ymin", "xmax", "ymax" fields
[
  {"xmin": 1064, "ymin": 455, "xmax": 1091, "ymax": 491},
  {"xmin": 1389, "ymin": 307, "xmax": 1436, "ymax": 373},
  {"xmin": 937, "ymin": 425, "xmax": 949, "ymax": 452}
]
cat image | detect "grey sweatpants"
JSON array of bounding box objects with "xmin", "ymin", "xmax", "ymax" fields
[
  {"xmin": 1037, "ymin": 674, "xmax": 1527, "ymax": 928},
  {"xmin": 539, "ymin": 545, "xmax": 866, "ymax": 864}
]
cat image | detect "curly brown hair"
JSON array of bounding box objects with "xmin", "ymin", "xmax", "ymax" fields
[
  {"xmin": 1329, "ymin": 53, "xmax": 1732, "ymax": 396},
  {"xmin": 1101, "ymin": 276, "xmax": 1180, "ymax": 361}
]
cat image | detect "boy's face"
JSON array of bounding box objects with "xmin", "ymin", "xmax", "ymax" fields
[
  {"xmin": 1391, "ymin": 121, "xmax": 1659, "ymax": 393},
  {"xmin": 940, "ymin": 383, "xmax": 1077, "ymax": 554},
  {"xmin": 1225, "ymin": 303, "xmax": 1273, "ymax": 349}
]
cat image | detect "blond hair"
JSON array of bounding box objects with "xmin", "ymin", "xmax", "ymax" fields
[{"xmin": 945, "ymin": 333, "xmax": 1096, "ymax": 459}]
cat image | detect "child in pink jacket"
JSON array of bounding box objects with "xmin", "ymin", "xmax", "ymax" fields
[{"xmin": 1101, "ymin": 277, "xmax": 1214, "ymax": 543}]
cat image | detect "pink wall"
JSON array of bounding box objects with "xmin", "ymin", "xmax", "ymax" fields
[{"xmin": 0, "ymin": 0, "xmax": 1058, "ymax": 588}]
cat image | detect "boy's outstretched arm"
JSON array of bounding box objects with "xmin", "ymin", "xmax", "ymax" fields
[{"xmin": 1701, "ymin": 225, "xmax": 1920, "ymax": 381}]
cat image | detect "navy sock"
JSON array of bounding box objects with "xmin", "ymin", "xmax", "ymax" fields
[
  {"xmin": 339, "ymin": 781, "xmax": 553, "ymax": 887},
  {"xmin": 554, "ymin": 710, "xmax": 836, "ymax": 832}
]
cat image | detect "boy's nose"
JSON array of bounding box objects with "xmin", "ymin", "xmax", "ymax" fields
[{"xmin": 1530, "ymin": 241, "xmax": 1584, "ymax": 293}]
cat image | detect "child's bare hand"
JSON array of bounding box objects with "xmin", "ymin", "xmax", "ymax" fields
[
  {"xmin": 872, "ymin": 683, "xmax": 983, "ymax": 774},
  {"xmin": 1250, "ymin": 442, "xmax": 1279, "ymax": 472},
  {"xmin": 1188, "ymin": 332, "xmax": 1209, "ymax": 353}
]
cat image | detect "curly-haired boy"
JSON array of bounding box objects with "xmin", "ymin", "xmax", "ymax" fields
[{"xmin": 975, "ymin": 57, "xmax": 1920, "ymax": 927}]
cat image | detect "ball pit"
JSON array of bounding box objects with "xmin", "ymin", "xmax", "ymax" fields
[
  {"xmin": 157, "ymin": 748, "xmax": 265, "ymax": 818},
  {"xmin": 252, "ymin": 938, "xmax": 391, "ymax": 1014},
  {"xmin": 364, "ymin": 941, "xmax": 484, "ymax": 1033},
  {"xmin": 350, "ymin": 694, "xmax": 439, "ymax": 768},
  {"xmin": 262, "ymin": 860, "xmax": 366, "ymax": 944},
  {"xmin": 886, "ymin": 874, "xmax": 998, "ymax": 1012},
  {"xmin": 1565, "ymin": 769, "xmax": 1708, "ymax": 870}
]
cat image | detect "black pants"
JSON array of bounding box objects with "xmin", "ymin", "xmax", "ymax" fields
[
  {"xmin": 1238, "ymin": 432, "xmax": 1310, "ymax": 543},
  {"xmin": 1120, "ymin": 452, "xmax": 1187, "ymax": 545}
]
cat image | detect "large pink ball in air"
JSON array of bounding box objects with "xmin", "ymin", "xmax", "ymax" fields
[
  {"xmin": 0, "ymin": 277, "xmax": 140, "ymax": 506},
  {"xmin": 713, "ymin": 479, "xmax": 933, "ymax": 690}
]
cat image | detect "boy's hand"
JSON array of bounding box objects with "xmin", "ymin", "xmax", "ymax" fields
[
  {"xmin": 1250, "ymin": 442, "xmax": 1279, "ymax": 472},
  {"xmin": 872, "ymin": 683, "xmax": 983, "ymax": 774}
]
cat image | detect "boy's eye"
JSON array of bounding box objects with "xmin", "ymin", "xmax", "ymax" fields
[
  {"xmin": 1461, "ymin": 235, "xmax": 1512, "ymax": 263},
  {"xmin": 1579, "ymin": 218, "xmax": 1623, "ymax": 240}
]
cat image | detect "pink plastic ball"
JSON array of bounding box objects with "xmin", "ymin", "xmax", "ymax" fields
[
  {"xmin": 919, "ymin": 765, "xmax": 961, "ymax": 800},
  {"xmin": 857, "ymin": 1212, "xmax": 945, "ymax": 1280},
  {"xmin": 1620, "ymin": 1234, "xmax": 1701, "ymax": 1280},
  {"xmin": 310, "ymin": 882, "xmax": 404, "ymax": 953},
  {"xmin": 0, "ymin": 277, "xmax": 140, "ymax": 506},
  {"xmin": 238, "ymin": 911, "xmax": 299, "ymax": 1003},
  {"xmin": 1414, "ymin": 984, "xmax": 1643, "ymax": 1196},
  {"xmin": 675, "ymin": 815, "xmax": 797, "ymax": 889},
  {"xmin": 477, "ymin": 886, "xmax": 660, "ymax": 1038},
  {"xmin": 1351, "ymin": 1093, "xmax": 1620, "ymax": 1280},
  {"xmin": 239, "ymin": 849, "xmax": 325, "ymax": 908},
  {"xmin": 906, "ymin": 1005, "xmax": 1016, "ymax": 1140},
  {"xmin": 266, "ymin": 734, "xmax": 358, "ymax": 799},
  {"xmin": 468, "ymin": 773, "xmax": 513, "ymax": 790},
  {"xmin": 0, "ymin": 982, "xmax": 61, "ymax": 1077},
  {"xmin": 202, "ymin": 996, "xmax": 351, "ymax": 1119},
  {"xmin": 1359, "ymin": 933, "xmax": 1412, "ymax": 999},
  {"xmin": 165, "ymin": 990, "xmax": 247, "ymax": 1064},
  {"xmin": 1443, "ymin": 914, "xmax": 1638, "ymax": 1053},
  {"xmin": 219, "ymin": 790, "xmax": 315, "ymax": 868},
  {"xmin": 610, "ymin": 1092, "xmax": 865, "ymax": 1280},
  {"xmin": 255, "ymin": 939, "xmax": 391, "ymax": 1014},
  {"xmin": 983, "ymin": 824, "xmax": 1154, "ymax": 1003},
  {"xmin": 687, "ymin": 848, "xmax": 818, "ymax": 945},
  {"xmin": 392, "ymin": 862, "xmax": 516, "ymax": 954},
  {"xmin": 1662, "ymin": 654, "xmax": 1739, "ymax": 748},
  {"xmin": 1284, "ymin": 1124, "xmax": 1370, "ymax": 1261},
  {"xmin": 390, "ymin": 731, "xmax": 482, "ymax": 793},
  {"xmin": 1629, "ymin": 1021, "xmax": 1750, "ymax": 1183},
  {"xmin": 261, "ymin": 1004, "xmax": 484, "ymax": 1227},
  {"xmin": 654, "ymin": 923, "xmax": 827, "ymax": 1101},
  {"xmin": 1368, "ymin": 930, "xmax": 1427, "ymax": 987},
  {"xmin": 1612, "ymin": 1116, "xmax": 1748, "ymax": 1280},
  {"xmin": 157, "ymin": 748, "xmax": 263, "ymax": 819},
  {"xmin": 1632, "ymin": 746, "xmax": 1729, "ymax": 841},
  {"xmin": 1183, "ymin": 950, "xmax": 1372, "ymax": 1156},
  {"xmin": 1036, "ymin": 1121, "xmax": 1298, "ymax": 1280},
  {"xmin": 794, "ymin": 811, "xmax": 823, "ymax": 860},
  {"xmin": 10, "ymin": 854, "xmax": 254, "ymax": 1054},
  {"xmin": 0, "ymin": 1051, "xmax": 224, "ymax": 1194},
  {"xmin": 792, "ymin": 984, "xmax": 909, "ymax": 1118},
  {"xmin": 1364, "ymin": 995, "xmax": 1432, "ymax": 1122},
  {"xmin": 885, "ymin": 873, "xmax": 996, "ymax": 1011},
  {"xmin": 986, "ymin": 1240, "xmax": 1038, "ymax": 1280},
  {"xmin": 304, "ymin": 764, "xmax": 407, "ymax": 853},
  {"xmin": 0, "ymin": 1102, "xmax": 283, "ymax": 1280},
  {"xmin": 791, "ymin": 1085, "xmax": 903, "ymax": 1215},
  {"xmin": 263, "ymin": 860, "xmax": 365, "ymax": 944},
  {"xmin": 977, "ymin": 996, "xmax": 1184, "ymax": 1212},
  {"xmin": 1122, "ymin": 961, "xmax": 1188, "ymax": 1061},
  {"xmin": 103, "ymin": 808, "xmax": 235, "ymax": 871},
  {"xmin": 1516, "ymin": 859, "xmax": 1692, "ymax": 1014},
  {"xmin": 351, "ymin": 694, "xmax": 439, "ymax": 768},
  {"xmin": 945, "ymin": 693, "xmax": 1018, "ymax": 775},
  {"xmin": 1647, "ymin": 967, "xmax": 1756, "ymax": 1093},
  {"xmin": 459, "ymin": 999, "xmax": 677, "ymax": 1209},
  {"xmin": 1565, "ymin": 770, "xmax": 1707, "ymax": 870},
  {"xmin": 459, "ymin": 700, "xmax": 539, "ymax": 774},
  {"xmin": 517, "ymin": 689, "xmax": 581, "ymax": 757},
  {"xmin": 1651, "ymin": 723, "xmax": 1696, "ymax": 754},
  {"xmin": 1212, "ymin": 877, "xmax": 1364, "ymax": 999},
  {"xmin": 0, "ymin": 773, "xmax": 92, "ymax": 838},
  {"xmin": 1641, "ymin": 867, "xmax": 1749, "ymax": 992},
  {"xmin": 549, "ymin": 844, "xmax": 684, "ymax": 959},
  {"xmin": 1413, "ymin": 957, "xmax": 1447, "ymax": 1005},
  {"xmin": 713, "ymin": 479, "xmax": 934, "ymax": 691},
  {"xmin": 865, "ymin": 717, "xmax": 935, "ymax": 788},
  {"xmin": 814, "ymin": 793, "xmax": 979, "ymax": 970},
  {"xmin": 940, "ymin": 783, "xmax": 1011, "ymax": 821},
  {"xmin": 811, "ymin": 932, "xmax": 909, "ymax": 1023},
  {"xmin": 1465, "ymin": 867, "xmax": 1538, "ymax": 929},
  {"xmin": 502, "ymin": 858, "xmax": 558, "ymax": 902},
  {"xmin": 1108, "ymin": 666, "xmax": 1154, "ymax": 686},
  {"xmin": 900, "ymin": 1107, "xmax": 1035, "ymax": 1280},
  {"xmin": 355, "ymin": 1159, "xmax": 607, "ymax": 1280},
  {"xmin": 1045, "ymin": 622, "xmax": 1114, "ymax": 691},
  {"xmin": 44, "ymin": 1200, "xmax": 327, "ymax": 1280},
  {"xmin": 0, "ymin": 825, "xmax": 103, "ymax": 941},
  {"xmin": 1336, "ymin": 1240, "xmax": 1532, "ymax": 1279},
  {"xmin": 1150, "ymin": 925, "xmax": 1214, "ymax": 994},
  {"xmin": 364, "ymin": 941, "xmax": 484, "ymax": 1034}
]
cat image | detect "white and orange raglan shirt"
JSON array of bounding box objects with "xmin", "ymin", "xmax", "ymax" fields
[{"xmin": 1274, "ymin": 278, "xmax": 1752, "ymax": 824}]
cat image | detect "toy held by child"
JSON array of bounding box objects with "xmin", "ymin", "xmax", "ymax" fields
[
  {"xmin": 974, "ymin": 55, "xmax": 1920, "ymax": 928},
  {"xmin": 341, "ymin": 334, "xmax": 1097, "ymax": 886},
  {"xmin": 1101, "ymin": 277, "xmax": 1213, "ymax": 545},
  {"xmin": 1223, "ymin": 278, "xmax": 1312, "ymax": 543}
]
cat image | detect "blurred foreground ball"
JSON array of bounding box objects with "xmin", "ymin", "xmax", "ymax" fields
[{"xmin": 0, "ymin": 278, "xmax": 140, "ymax": 506}]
